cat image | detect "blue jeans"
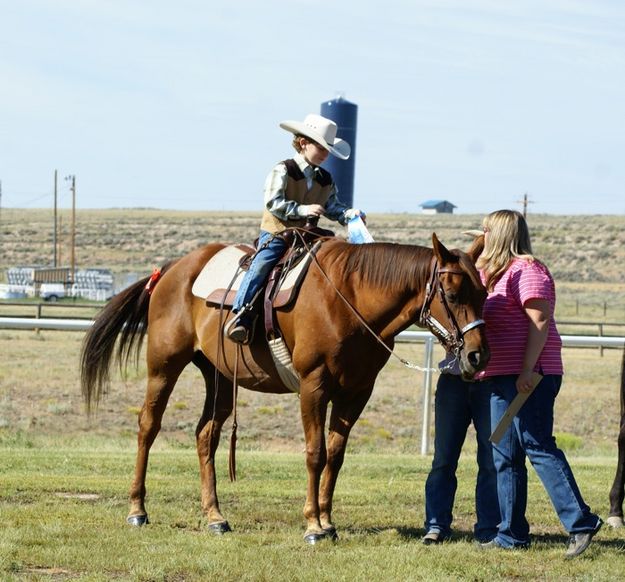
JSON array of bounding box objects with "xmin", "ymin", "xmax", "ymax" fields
[
  {"xmin": 232, "ymin": 231, "xmax": 287, "ymax": 314},
  {"xmin": 424, "ymin": 374, "xmax": 499, "ymax": 541},
  {"xmin": 485, "ymin": 374, "xmax": 600, "ymax": 548}
]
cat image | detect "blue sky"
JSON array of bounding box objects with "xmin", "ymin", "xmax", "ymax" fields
[{"xmin": 1, "ymin": 0, "xmax": 624, "ymax": 215}]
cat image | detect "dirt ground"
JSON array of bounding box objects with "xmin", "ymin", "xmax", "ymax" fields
[
  {"xmin": 1, "ymin": 328, "xmax": 622, "ymax": 456},
  {"xmin": 0, "ymin": 329, "xmax": 435, "ymax": 453}
]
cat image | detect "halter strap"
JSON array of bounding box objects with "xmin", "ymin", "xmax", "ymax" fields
[
  {"xmin": 461, "ymin": 319, "xmax": 486, "ymax": 335},
  {"xmin": 419, "ymin": 257, "xmax": 485, "ymax": 355}
]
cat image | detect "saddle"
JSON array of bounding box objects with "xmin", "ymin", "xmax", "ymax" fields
[
  {"xmin": 192, "ymin": 239, "xmax": 322, "ymax": 309},
  {"xmin": 191, "ymin": 223, "xmax": 333, "ymax": 314},
  {"xmin": 192, "ymin": 223, "xmax": 334, "ymax": 393}
]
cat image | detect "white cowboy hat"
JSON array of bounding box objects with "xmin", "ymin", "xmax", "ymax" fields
[{"xmin": 279, "ymin": 114, "xmax": 351, "ymax": 160}]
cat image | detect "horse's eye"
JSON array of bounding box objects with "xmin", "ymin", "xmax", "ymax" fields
[{"xmin": 446, "ymin": 292, "xmax": 459, "ymax": 304}]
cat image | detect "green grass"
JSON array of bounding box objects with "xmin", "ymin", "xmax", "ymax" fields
[{"xmin": 2, "ymin": 439, "xmax": 625, "ymax": 581}]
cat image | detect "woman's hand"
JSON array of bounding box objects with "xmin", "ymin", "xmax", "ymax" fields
[{"xmin": 516, "ymin": 370, "xmax": 537, "ymax": 394}]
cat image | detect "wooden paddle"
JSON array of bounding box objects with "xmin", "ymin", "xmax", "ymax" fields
[{"xmin": 489, "ymin": 372, "xmax": 543, "ymax": 444}]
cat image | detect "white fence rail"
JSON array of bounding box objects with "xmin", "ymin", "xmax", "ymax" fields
[
  {"xmin": 0, "ymin": 317, "xmax": 95, "ymax": 331},
  {"xmin": 2, "ymin": 318, "xmax": 624, "ymax": 455}
]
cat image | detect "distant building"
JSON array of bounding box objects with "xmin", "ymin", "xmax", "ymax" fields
[
  {"xmin": 419, "ymin": 199, "xmax": 457, "ymax": 214},
  {"xmin": 3, "ymin": 266, "xmax": 114, "ymax": 301}
]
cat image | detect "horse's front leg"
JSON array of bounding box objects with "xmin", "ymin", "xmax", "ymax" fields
[
  {"xmin": 299, "ymin": 379, "xmax": 330, "ymax": 544},
  {"xmin": 319, "ymin": 386, "xmax": 374, "ymax": 537},
  {"xmin": 608, "ymin": 417, "xmax": 625, "ymax": 528}
]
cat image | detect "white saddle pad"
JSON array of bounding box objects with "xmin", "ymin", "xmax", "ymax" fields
[
  {"xmin": 191, "ymin": 243, "xmax": 319, "ymax": 307},
  {"xmin": 191, "ymin": 246, "xmax": 251, "ymax": 300}
]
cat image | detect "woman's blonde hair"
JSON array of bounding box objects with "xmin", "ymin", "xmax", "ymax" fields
[{"xmin": 476, "ymin": 209, "xmax": 535, "ymax": 291}]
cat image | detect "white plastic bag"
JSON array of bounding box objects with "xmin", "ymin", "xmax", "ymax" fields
[{"xmin": 347, "ymin": 216, "xmax": 374, "ymax": 244}]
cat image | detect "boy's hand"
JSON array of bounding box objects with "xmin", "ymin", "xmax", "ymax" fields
[
  {"xmin": 345, "ymin": 208, "xmax": 366, "ymax": 224},
  {"xmin": 299, "ymin": 204, "xmax": 325, "ymax": 218}
]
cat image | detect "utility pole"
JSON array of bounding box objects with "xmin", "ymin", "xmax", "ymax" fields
[
  {"xmin": 65, "ymin": 175, "xmax": 76, "ymax": 284},
  {"xmin": 53, "ymin": 170, "xmax": 58, "ymax": 267},
  {"xmin": 517, "ymin": 191, "xmax": 533, "ymax": 218},
  {"xmin": 58, "ymin": 215, "xmax": 63, "ymax": 266}
]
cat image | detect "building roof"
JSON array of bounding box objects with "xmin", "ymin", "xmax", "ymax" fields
[{"xmin": 419, "ymin": 199, "xmax": 457, "ymax": 209}]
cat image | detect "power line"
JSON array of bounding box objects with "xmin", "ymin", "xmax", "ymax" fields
[{"xmin": 2, "ymin": 191, "xmax": 54, "ymax": 207}]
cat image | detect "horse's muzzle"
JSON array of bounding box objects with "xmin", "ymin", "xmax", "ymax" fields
[{"xmin": 460, "ymin": 346, "xmax": 490, "ymax": 379}]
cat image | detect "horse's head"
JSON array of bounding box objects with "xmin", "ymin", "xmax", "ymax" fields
[{"xmin": 420, "ymin": 233, "xmax": 490, "ymax": 380}]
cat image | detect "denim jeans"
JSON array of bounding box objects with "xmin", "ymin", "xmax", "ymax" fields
[
  {"xmin": 485, "ymin": 374, "xmax": 600, "ymax": 548},
  {"xmin": 232, "ymin": 231, "xmax": 287, "ymax": 314},
  {"xmin": 424, "ymin": 374, "xmax": 499, "ymax": 541}
]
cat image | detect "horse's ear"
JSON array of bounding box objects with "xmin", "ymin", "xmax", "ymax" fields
[
  {"xmin": 432, "ymin": 233, "xmax": 455, "ymax": 264},
  {"xmin": 467, "ymin": 234, "xmax": 485, "ymax": 263}
]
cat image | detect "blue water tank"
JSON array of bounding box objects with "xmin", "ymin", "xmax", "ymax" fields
[{"xmin": 320, "ymin": 95, "xmax": 357, "ymax": 208}]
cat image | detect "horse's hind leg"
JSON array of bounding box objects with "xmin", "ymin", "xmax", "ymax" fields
[
  {"xmin": 194, "ymin": 352, "xmax": 234, "ymax": 533},
  {"xmin": 127, "ymin": 351, "xmax": 190, "ymax": 526},
  {"xmin": 608, "ymin": 418, "xmax": 625, "ymax": 527},
  {"xmin": 608, "ymin": 350, "xmax": 625, "ymax": 528}
]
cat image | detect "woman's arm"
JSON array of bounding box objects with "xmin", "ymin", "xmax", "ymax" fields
[{"xmin": 517, "ymin": 297, "xmax": 551, "ymax": 393}]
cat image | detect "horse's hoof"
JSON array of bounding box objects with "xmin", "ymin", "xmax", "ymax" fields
[
  {"xmin": 304, "ymin": 531, "xmax": 329, "ymax": 545},
  {"xmin": 323, "ymin": 526, "xmax": 339, "ymax": 541},
  {"xmin": 607, "ymin": 516, "xmax": 625, "ymax": 528},
  {"xmin": 127, "ymin": 514, "xmax": 149, "ymax": 527},
  {"xmin": 208, "ymin": 521, "xmax": 232, "ymax": 535},
  {"xmin": 304, "ymin": 532, "xmax": 324, "ymax": 545}
]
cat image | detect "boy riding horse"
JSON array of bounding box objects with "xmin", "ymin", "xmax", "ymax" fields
[{"xmin": 226, "ymin": 113, "xmax": 366, "ymax": 344}]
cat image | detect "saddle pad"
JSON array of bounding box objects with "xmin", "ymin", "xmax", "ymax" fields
[
  {"xmin": 191, "ymin": 245, "xmax": 252, "ymax": 304},
  {"xmin": 191, "ymin": 243, "xmax": 320, "ymax": 308}
]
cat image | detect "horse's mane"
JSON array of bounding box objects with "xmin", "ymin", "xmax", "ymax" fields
[
  {"xmin": 325, "ymin": 242, "xmax": 433, "ymax": 293},
  {"xmin": 321, "ymin": 241, "xmax": 483, "ymax": 295}
]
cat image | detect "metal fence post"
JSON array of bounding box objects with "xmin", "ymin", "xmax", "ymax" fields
[
  {"xmin": 599, "ymin": 323, "xmax": 604, "ymax": 357},
  {"xmin": 420, "ymin": 336, "xmax": 435, "ymax": 455}
]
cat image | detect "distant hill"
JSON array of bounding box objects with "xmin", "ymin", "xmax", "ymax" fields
[{"xmin": 2, "ymin": 209, "xmax": 624, "ymax": 286}]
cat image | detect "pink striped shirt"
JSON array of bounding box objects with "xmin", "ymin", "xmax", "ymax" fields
[{"xmin": 477, "ymin": 258, "xmax": 563, "ymax": 378}]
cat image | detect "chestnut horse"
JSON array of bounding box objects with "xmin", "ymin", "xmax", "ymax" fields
[
  {"xmin": 608, "ymin": 349, "xmax": 625, "ymax": 528},
  {"xmin": 80, "ymin": 233, "xmax": 489, "ymax": 543}
]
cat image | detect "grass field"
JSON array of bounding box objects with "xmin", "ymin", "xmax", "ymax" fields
[
  {"xmin": 1, "ymin": 329, "xmax": 625, "ymax": 580},
  {"xmin": 2, "ymin": 441, "xmax": 625, "ymax": 581}
]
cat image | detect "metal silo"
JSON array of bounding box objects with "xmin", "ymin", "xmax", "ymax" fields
[{"xmin": 320, "ymin": 94, "xmax": 357, "ymax": 207}]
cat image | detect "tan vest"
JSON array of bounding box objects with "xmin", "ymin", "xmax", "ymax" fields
[{"xmin": 260, "ymin": 159, "xmax": 334, "ymax": 234}]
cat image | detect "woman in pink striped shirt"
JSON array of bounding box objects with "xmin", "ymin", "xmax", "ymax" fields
[{"xmin": 475, "ymin": 209, "xmax": 602, "ymax": 558}]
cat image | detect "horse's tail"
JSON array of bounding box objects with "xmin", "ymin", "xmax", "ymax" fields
[{"xmin": 80, "ymin": 260, "xmax": 177, "ymax": 412}]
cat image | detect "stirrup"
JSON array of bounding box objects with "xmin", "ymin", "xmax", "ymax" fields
[{"xmin": 224, "ymin": 312, "xmax": 255, "ymax": 345}]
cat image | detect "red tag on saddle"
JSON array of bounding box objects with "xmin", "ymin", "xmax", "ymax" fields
[{"xmin": 144, "ymin": 267, "xmax": 162, "ymax": 295}]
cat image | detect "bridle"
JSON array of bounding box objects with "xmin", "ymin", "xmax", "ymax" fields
[
  {"xmin": 418, "ymin": 257, "xmax": 485, "ymax": 357},
  {"xmin": 293, "ymin": 233, "xmax": 485, "ymax": 372}
]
